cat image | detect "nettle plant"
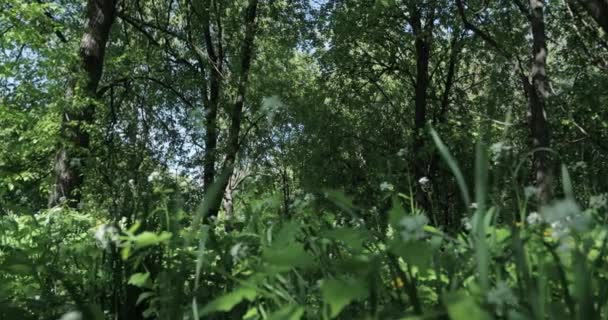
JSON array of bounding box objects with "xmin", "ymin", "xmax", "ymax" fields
[{"xmin": 115, "ymin": 134, "xmax": 608, "ymax": 320}]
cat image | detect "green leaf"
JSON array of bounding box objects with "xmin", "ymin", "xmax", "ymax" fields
[
  {"xmin": 199, "ymin": 286, "xmax": 258, "ymax": 316},
  {"xmin": 430, "ymin": 128, "xmax": 471, "ymax": 208},
  {"xmin": 390, "ymin": 240, "xmax": 433, "ymax": 273},
  {"xmin": 321, "ymin": 277, "xmax": 368, "ymax": 318},
  {"xmin": 128, "ymin": 272, "xmax": 150, "ymax": 287},
  {"xmin": 136, "ymin": 292, "xmax": 154, "ymax": 306},
  {"xmin": 1, "ymin": 249, "xmax": 33, "ymax": 275},
  {"xmin": 443, "ymin": 291, "xmax": 491, "ymax": 320},
  {"xmin": 267, "ymin": 305, "xmax": 305, "ymax": 320},
  {"xmin": 325, "ymin": 190, "xmax": 357, "ymax": 217},
  {"xmin": 263, "ymin": 242, "xmax": 314, "ymax": 269},
  {"xmin": 322, "ymin": 227, "xmax": 370, "ymax": 251},
  {"xmin": 389, "ymin": 196, "xmax": 406, "ymax": 228},
  {"xmin": 561, "ymin": 164, "xmax": 574, "ymax": 199},
  {"xmin": 132, "ymin": 231, "xmax": 172, "ymax": 248}
]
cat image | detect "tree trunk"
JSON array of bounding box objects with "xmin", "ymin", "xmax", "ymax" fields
[
  {"xmin": 202, "ymin": 1, "xmax": 223, "ymax": 199},
  {"xmin": 49, "ymin": 0, "xmax": 117, "ymax": 207},
  {"xmin": 206, "ymin": 0, "xmax": 260, "ymax": 222},
  {"xmin": 527, "ymin": 0, "xmax": 553, "ymax": 203},
  {"xmin": 409, "ymin": 4, "xmax": 434, "ymax": 213}
]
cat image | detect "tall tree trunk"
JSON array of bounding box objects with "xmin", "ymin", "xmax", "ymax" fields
[
  {"xmin": 49, "ymin": 0, "xmax": 117, "ymax": 207},
  {"xmin": 206, "ymin": 0, "xmax": 259, "ymax": 222},
  {"xmin": 526, "ymin": 0, "xmax": 553, "ymax": 203},
  {"xmin": 202, "ymin": 1, "xmax": 223, "ymax": 198},
  {"xmin": 409, "ymin": 4, "xmax": 435, "ymax": 213},
  {"xmin": 457, "ymin": 0, "xmax": 553, "ymax": 203}
]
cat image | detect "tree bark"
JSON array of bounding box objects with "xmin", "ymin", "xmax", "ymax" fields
[
  {"xmin": 456, "ymin": 0, "xmax": 553, "ymax": 203},
  {"xmin": 526, "ymin": 0, "xmax": 553, "ymax": 203},
  {"xmin": 409, "ymin": 4, "xmax": 435, "ymax": 213},
  {"xmin": 206, "ymin": 0, "xmax": 260, "ymax": 222},
  {"xmin": 202, "ymin": 1, "xmax": 223, "ymax": 198},
  {"xmin": 49, "ymin": 0, "xmax": 117, "ymax": 207}
]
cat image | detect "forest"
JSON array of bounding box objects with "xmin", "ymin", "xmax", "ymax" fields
[{"xmin": 1, "ymin": 0, "xmax": 608, "ymax": 319}]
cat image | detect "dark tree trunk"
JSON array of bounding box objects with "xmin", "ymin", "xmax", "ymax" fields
[
  {"xmin": 409, "ymin": 4, "xmax": 435, "ymax": 213},
  {"xmin": 202, "ymin": 2, "xmax": 223, "ymax": 200},
  {"xmin": 206, "ymin": 0, "xmax": 260, "ymax": 222},
  {"xmin": 49, "ymin": 0, "xmax": 117, "ymax": 207},
  {"xmin": 526, "ymin": 0, "xmax": 553, "ymax": 203}
]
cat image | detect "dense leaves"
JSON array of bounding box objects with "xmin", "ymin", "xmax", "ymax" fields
[{"xmin": 1, "ymin": 0, "xmax": 608, "ymax": 319}]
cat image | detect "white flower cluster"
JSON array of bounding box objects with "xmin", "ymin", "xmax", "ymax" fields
[
  {"xmin": 541, "ymin": 199, "xmax": 591, "ymax": 240},
  {"xmin": 94, "ymin": 223, "xmax": 119, "ymax": 250},
  {"xmin": 573, "ymin": 161, "xmax": 587, "ymax": 170},
  {"xmin": 524, "ymin": 186, "xmax": 538, "ymax": 200},
  {"xmin": 487, "ymin": 281, "xmax": 517, "ymax": 313},
  {"xmin": 380, "ymin": 182, "xmax": 394, "ymax": 192},
  {"xmin": 461, "ymin": 216, "xmax": 472, "ymax": 231},
  {"xmin": 147, "ymin": 171, "xmax": 161, "ymax": 183},
  {"xmin": 490, "ymin": 142, "xmax": 511, "ymax": 163},
  {"xmin": 399, "ymin": 215, "xmax": 429, "ymax": 241},
  {"xmin": 526, "ymin": 212, "xmax": 541, "ymax": 225},
  {"xmin": 419, "ymin": 176, "xmax": 431, "ymax": 192},
  {"xmin": 59, "ymin": 311, "xmax": 82, "ymax": 320},
  {"xmin": 589, "ymin": 194, "xmax": 607, "ymax": 209},
  {"xmin": 230, "ymin": 242, "xmax": 249, "ymax": 263}
]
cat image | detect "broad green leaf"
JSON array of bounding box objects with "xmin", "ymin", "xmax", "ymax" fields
[
  {"xmin": 390, "ymin": 240, "xmax": 433, "ymax": 273},
  {"xmin": 321, "ymin": 277, "xmax": 368, "ymax": 318},
  {"xmin": 199, "ymin": 286, "xmax": 258, "ymax": 316},
  {"xmin": 128, "ymin": 272, "xmax": 150, "ymax": 287},
  {"xmin": 1, "ymin": 250, "xmax": 33, "ymax": 275},
  {"xmin": 263, "ymin": 242, "xmax": 314, "ymax": 269},
  {"xmin": 443, "ymin": 291, "xmax": 491, "ymax": 320},
  {"xmin": 322, "ymin": 227, "xmax": 370, "ymax": 251},
  {"xmin": 136, "ymin": 292, "xmax": 154, "ymax": 306},
  {"xmin": 389, "ymin": 196, "xmax": 406, "ymax": 229},
  {"xmin": 132, "ymin": 231, "xmax": 172, "ymax": 248},
  {"xmin": 267, "ymin": 305, "xmax": 305, "ymax": 320}
]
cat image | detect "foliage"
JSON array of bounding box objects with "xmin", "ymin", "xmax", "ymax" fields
[{"xmin": 2, "ymin": 0, "xmax": 608, "ymax": 319}]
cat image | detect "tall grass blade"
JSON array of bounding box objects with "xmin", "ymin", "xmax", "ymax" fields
[{"xmin": 430, "ymin": 128, "xmax": 471, "ymax": 208}]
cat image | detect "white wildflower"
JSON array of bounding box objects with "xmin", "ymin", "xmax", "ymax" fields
[
  {"xmin": 399, "ymin": 215, "xmax": 429, "ymax": 241},
  {"xmin": 69, "ymin": 158, "xmax": 82, "ymax": 168},
  {"xmin": 542, "ymin": 199, "xmax": 590, "ymax": 234},
  {"xmin": 94, "ymin": 224, "xmax": 119, "ymax": 250},
  {"xmin": 526, "ymin": 212, "xmax": 542, "ymax": 225},
  {"xmin": 304, "ymin": 193, "xmax": 316, "ymax": 202},
  {"xmin": 589, "ymin": 194, "xmax": 607, "ymax": 209},
  {"xmin": 487, "ymin": 281, "xmax": 517, "ymax": 311},
  {"xmin": 118, "ymin": 217, "xmax": 128, "ymax": 230},
  {"xmin": 380, "ymin": 182, "xmax": 394, "ymax": 192},
  {"xmin": 418, "ymin": 176, "xmax": 430, "ymax": 186},
  {"xmin": 461, "ymin": 217, "xmax": 472, "ymax": 231},
  {"xmin": 574, "ymin": 161, "xmax": 587, "ymax": 170},
  {"xmin": 147, "ymin": 171, "xmax": 161, "ymax": 183},
  {"xmin": 230, "ymin": 242, "xmax": 248, "ymax": 263},
  {"xmin": 490, "ymin": 142, "xmax": 511, "ymax": 163},
  {"xmin": 524, "ymin": 186, "xmax": 538, "ymax": 199},
  {"xmin": 59, "ymin": 311, "xmax": 82, "ymax": 320}
]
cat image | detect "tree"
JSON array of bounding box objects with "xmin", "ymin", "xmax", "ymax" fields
[{"xmin": 48, "ymin": 0, "xmax": 117, "ymax": 207}]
